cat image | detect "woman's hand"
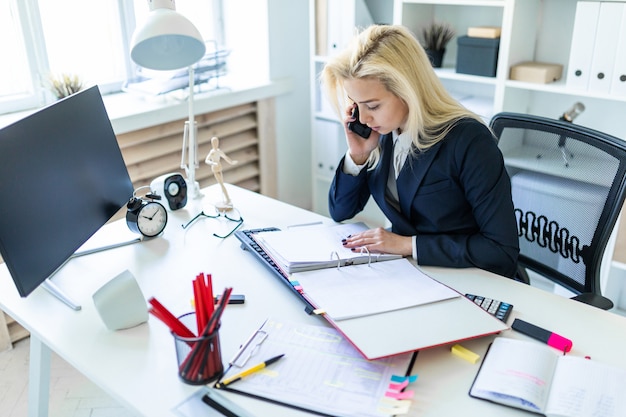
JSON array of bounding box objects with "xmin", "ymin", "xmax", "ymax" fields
[
  {"xmin": 343, "ymin": 104, "xmax": 379, "ymax": 165},
  {"xmin": 341, "ymin": 227, "xmax": 412, "ymax": 257}
]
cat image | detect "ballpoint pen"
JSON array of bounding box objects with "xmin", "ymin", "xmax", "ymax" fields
[{"xmin": 216, "ymin": 354, "xmax": 285, "ymax": 388}]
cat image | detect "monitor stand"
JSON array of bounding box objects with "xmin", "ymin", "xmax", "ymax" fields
[{"xmin": 42, "ymin": 236, "xmax": 143, "ymax": 310}]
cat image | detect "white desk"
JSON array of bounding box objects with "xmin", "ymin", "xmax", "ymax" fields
[{"xmin": 1, "ymin": 184, "xmax": 626, "ymax": 417}]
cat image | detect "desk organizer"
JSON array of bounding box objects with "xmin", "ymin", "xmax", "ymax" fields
[{"xmin": 173, "ymin": 312, "xmax": 223, "ymax": 385}]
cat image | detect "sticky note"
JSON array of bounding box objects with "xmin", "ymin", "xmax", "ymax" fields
[
  {"xmin": 390, "ymin": 374, "xmax": 418, "ymax": 383},
  {"xmin": 451, "ymin": 344, "xmax": 480, "ymax": 364},
  {"xmin": 385, "ymin": 390, "xmax": 414, "ymax": 400},
  {"xmin": 388, "ymin": 380, "xmax": 409, "ymax": 391}
]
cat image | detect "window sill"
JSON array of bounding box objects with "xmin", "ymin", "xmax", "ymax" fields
[{"xmin": 0, "ymin": 76, "xmax": 293, "ymax": 134}]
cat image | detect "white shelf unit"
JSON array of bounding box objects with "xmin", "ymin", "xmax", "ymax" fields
[{"xmin": 310, "ymin": 0, "xmax": 626, "ymax": 248}]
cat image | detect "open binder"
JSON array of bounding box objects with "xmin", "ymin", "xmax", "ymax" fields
[
  {"xmin": 236, "ymin": 227, "xmax": 509, "ymax": 360},
  {"xmin": 252, "ymin": 222, "xmax": 402, "ymax": 273}
]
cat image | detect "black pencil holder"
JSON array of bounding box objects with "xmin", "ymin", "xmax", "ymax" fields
[{"xmin": 172, "ymin": 312, "xmax": 223, "ymax": 385}]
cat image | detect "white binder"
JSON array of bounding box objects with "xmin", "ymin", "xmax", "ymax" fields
[
  {"xmin": 588, "ymin": 2, "xmax": 624, "ymax": 93},
  {"xmin": 313, "ymin": 119, "xmax": 345, "ymax": 177},
  {"xmin": 566, "ymin": 2, "xmax": 600, "ymax": 90},
  {"xmin": 611, "ymin": 4, "xmax": 626, "ymax": 96}
]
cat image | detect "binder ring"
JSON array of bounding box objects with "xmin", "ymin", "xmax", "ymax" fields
[
  {"xmin": 359, "ymin": 246, "xmax": 372, "ymax": 266},
  {"xmin": 330, "ymin": 251, "xmax": 341, "ymax": 269}
]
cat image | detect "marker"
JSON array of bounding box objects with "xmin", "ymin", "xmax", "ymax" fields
[
  {"xmin": 511, "ymin": 319, "xmax": 572, "ymax": 353},
  {"xmin": 216, "ymin": 354, "xmax": 285, "ymax": 388}
]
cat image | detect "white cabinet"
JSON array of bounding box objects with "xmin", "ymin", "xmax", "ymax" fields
[{"xmin": 310, "ymin": 0, "xmax": 626, "ymax": 228}]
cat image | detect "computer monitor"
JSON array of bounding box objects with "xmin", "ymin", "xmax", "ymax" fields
[{"xmin": 0, "ymin": 85, "xmax": 134, "ymax": 298}]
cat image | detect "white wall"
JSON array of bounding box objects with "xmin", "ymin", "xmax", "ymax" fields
[
  {"xmin": 222, "ymin": 0, "xmax": 312, "ymax": 209},
  {"xmin": 267, "ymin": 0, "xmax": 313, "ymax": 208},
  {"xmin": 222, "ymin": 0, "xmax": 270, "ymax": 84}
]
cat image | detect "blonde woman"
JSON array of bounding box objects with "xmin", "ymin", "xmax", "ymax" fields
[{"xmin": 321, "ymin": 24, "xmax": 519, "ymax": 278}]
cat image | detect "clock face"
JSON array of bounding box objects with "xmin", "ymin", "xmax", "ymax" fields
[{"xmin": 136, "ymin": 201, "xmax": 168, "ymax": 237}]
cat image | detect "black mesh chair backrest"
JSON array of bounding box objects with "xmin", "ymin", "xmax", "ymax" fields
[{"xmin": 490, "ymin": 113, "xmax": 626, "ymax": 308}]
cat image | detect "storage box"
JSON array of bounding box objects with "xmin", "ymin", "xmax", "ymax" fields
[
  {"xmin": 467, "ymin": 26, "xmax": 501, "ymax": 38},
  {"xmin": 510, "ymin": 61, "xmax": 563, "ymax": 84},
  {"xmin": 456, "ymin": 36, "xmax": 499, "ymax": 77}
]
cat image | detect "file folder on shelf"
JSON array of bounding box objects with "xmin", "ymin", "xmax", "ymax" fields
[
  {"xmin": 566, "ymin": 1, "xmax": 600, "ymax": 91},
  {"xmin": 611, "ymin": 5, "xmax": 626, "ymax": 96},
  {"xmin": 588, "ymin": 2, "xmax": 624, "ymax": 94}
]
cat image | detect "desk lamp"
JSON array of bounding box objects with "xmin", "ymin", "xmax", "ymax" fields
[{"xmin": 130, "ymin": 0, "xmax": 206, "ymax": 199}]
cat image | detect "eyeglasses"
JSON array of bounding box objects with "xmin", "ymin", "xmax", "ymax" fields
[{"xmin": 181, "ymin": 207, "xmax": 244, "ymax": 238}]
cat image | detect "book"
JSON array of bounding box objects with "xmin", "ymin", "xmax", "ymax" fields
[
  {"xmin": 252, "ymin": 222, "xmax": 402, "ymax": 273},
  {"xmin": 467, "ymin": 26, "xmax": 501, "ymax": 38},
  {"xmin": 216, "ymin": 318, "xmax": 416, "ymax": 417},
  {"xmin": 470, "ymin": 337, "xmax": 626, "ymax": 416}
]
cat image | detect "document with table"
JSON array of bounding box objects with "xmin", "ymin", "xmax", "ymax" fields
[
  {"xmin": 215, "ymin": 318, "xmax": 416, "ymax": 417},
  {"xmin": 470, "ymin": 337, "xmax": 626, "ymax": 416},
  {"xmin": 243, "ymin": 223, "xmax": 509, "ymax": 360}
]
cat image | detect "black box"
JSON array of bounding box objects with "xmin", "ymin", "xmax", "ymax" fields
[{"xmin": 456, "ymin": 36, "xmax": 500, "ymax": 77}]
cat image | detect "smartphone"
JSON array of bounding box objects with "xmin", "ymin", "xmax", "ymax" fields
[{"xmin": 348, "ymin": 107, "xmax": 372, "ymax": 139}]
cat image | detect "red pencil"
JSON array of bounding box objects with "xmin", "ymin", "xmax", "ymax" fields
[{"xmin": 148, "ymin": 297, "xmax": 195, "ymax": 338}]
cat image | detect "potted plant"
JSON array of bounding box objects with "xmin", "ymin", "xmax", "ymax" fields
[
  {"xmin": 47, "ymin": 73, "xmax": 84, "ymax": 100},
  {"xmin": 421, "ymin": 21, "xmax": 456, "ymax": 68}
]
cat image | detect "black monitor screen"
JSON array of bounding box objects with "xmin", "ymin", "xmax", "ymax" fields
[{"xmin": 0, "ymin": 85, "xmax": 134, "ymax": 297}]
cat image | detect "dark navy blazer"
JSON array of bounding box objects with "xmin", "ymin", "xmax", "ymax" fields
[{"xmin": 329, "ymin": 118, "xmax": 519, "ymax": 278}]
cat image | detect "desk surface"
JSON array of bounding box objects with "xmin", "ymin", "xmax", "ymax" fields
[{"xmin": 2, "ymin": 185, "xmax": 626, "ymax": 417}]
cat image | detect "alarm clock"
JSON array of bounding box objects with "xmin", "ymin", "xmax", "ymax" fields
[
  {"xmin": 150, "ymin": 173, "xmax": 187, "ymax": 210},
  {"xmin": 126, "ymin": 188, "xmax": 168, "ymax": 237}
]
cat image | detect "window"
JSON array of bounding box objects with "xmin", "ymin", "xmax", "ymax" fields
[{"xmin": 0, "ymin": 0, "xmax": 223, "ymax": 115}]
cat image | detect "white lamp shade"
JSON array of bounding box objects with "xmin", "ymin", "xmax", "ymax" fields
[{"xmin": 130, "ymin": 7, "xmax": 206, "ymax": 70}]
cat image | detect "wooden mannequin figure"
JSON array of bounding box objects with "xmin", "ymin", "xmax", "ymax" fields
[{"xmin": 205, "ymin": 136, "xmax": 238, "ymax": 210}]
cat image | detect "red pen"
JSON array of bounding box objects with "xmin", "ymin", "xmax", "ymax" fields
[{"xmin": 512, "ymin": 318, "xmax": 573, "ymax": 353}]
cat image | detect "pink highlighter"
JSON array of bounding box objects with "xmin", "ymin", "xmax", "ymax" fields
[{"xmin": 511, "ymin": 318, "xmax": 573, "ymax": 353}]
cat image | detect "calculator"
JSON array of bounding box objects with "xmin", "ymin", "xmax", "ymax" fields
[{"xmin": 464, "ymin": 294, "xmax": 513, "ymax": 323}]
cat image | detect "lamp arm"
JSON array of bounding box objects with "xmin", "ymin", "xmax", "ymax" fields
[{"xmin": 184, "ymin": 66, "xmax": 201, "ymax": 199}]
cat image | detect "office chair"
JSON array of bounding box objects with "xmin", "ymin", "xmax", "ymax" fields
[{"xmin": 490, "ymin": 112, "xmax": 626, "ymax": 310}]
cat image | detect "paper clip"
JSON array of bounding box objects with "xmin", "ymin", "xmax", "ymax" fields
[{"xmin": 228, "ymin": 328, "xmax": 268, "ymax": 370}]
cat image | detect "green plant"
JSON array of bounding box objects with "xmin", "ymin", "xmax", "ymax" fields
[
  {"xmin": 47, "ymin": 73, "xmax": 84, "ymax": 99},
  {"xmin": 422, "ymin": 21, "xmax": 456, "ymax": 51}
]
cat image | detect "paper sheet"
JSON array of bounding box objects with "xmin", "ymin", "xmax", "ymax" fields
[
  {"xmin": 293, "ymin": 258, "xmax": 459, "ymax": 320},
  {"xmin": 218, "ymin": 318, "xmax": 414, "ymax": 417}
]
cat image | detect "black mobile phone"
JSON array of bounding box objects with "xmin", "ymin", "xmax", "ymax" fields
[{"xmin": 348, "ymin": 107, "xmax": 372, "ymax": 139}]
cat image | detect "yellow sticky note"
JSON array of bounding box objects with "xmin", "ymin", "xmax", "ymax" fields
[{"xmin": 451, "ymin": 344, "xmax": 480, "ymax": 364}]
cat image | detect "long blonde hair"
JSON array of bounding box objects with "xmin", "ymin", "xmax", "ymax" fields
[{"xmin": 320, "ymin": 24, "xmax": 484, "ymax": 167}]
